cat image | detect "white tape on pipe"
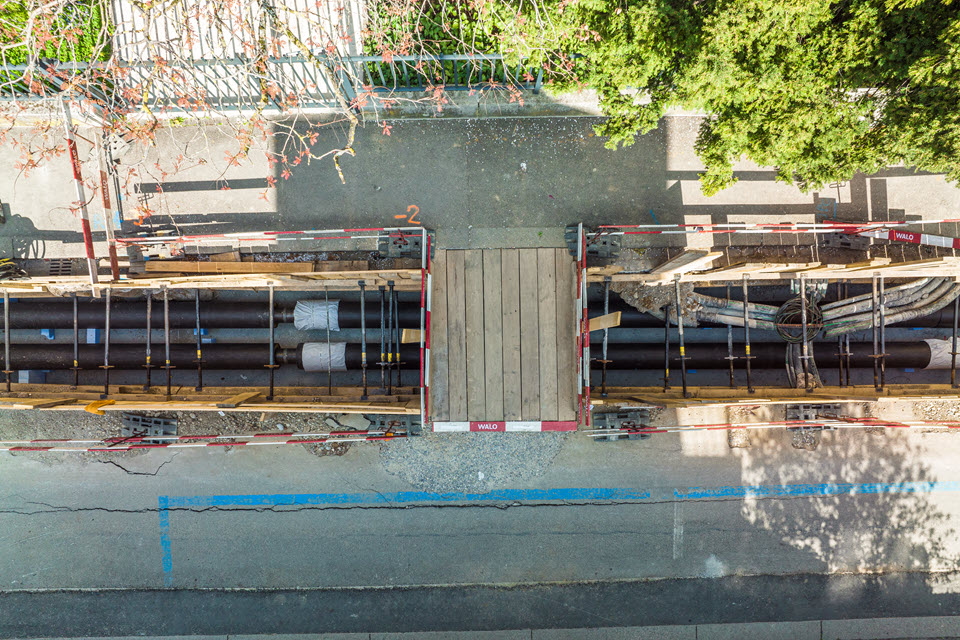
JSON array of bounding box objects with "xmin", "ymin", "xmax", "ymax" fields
[
  {"xmin": 924, "ymin": 338, "xmax": 954, "ymax": 369},
  {"xmin": 294, "ymin": 300, "xmax": 340, "ymax": 331},
  {"xmin": 301, "ymin": 342, "xmax": 347, "ymax": 371}
]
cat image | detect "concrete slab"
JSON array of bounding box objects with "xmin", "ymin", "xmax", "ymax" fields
[
  {"xmin": 696, "ymin": 620, "xmax": 821, "ymax": 639},
  {"xmin": 822, "ymin": 615, "xmax": 960, "ymax": 639},
  {"xmin": 535, "ymin": 625, "xmax": 696, "ymax": 639},
  {"xmin": 372, "ymin": 633, "xmax": 528, "ymax": 640}
]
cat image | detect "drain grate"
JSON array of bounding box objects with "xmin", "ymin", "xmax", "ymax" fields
[{"xmin": 45, "ymin": 259, "xmax": 74, "ymax": 277}]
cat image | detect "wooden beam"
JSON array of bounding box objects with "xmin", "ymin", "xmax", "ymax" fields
[
  {"xmin": 650, "ymin": 250, "xmax": 723, "ymax": 277},
  {"xmin": 401, "ymin": 328, "xmax": 421, "ymax": 344},
  {"xmin": 216, "ymin": 391, "xmax": 261, "ymax": 408},
  {"xmin": 0, "ymin": 397, "xmax": 77, "ymax": 409},
  {"xmin": 146, "ymin": 261, "xmax": 315, "ymax": 274},
  {"xmin": 588, "ymin": 311, "xmax": 622, "ymax": 332}
]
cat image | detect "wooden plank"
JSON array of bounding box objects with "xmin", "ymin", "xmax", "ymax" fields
[
  {"xmin": 519, "ymin": 249, "xmax": 540, "ymax": 420},
  {"xmin": 401, "ymin": 328, "xmax": 422, "ymax": 344},
  {"xmin": 430, "ymin": 250, "xmax": 450, "ymax": 422},
  {"xmin": 588, "ymin": 311, "xmax": 622, "ymax": 332},
  {"xmin": 482, "ymin": 250, "xmax": 504, "ymax": 421},
  {"xmin": 0, "ymin": 397, "xmax": 77, "ymax": 409},
  {"xmin": 464, "ymin": 250, "xmax": 486, "ymax": 421},
  {"xmin": 446, "ymin": 251, "xmax": 468, "ymax": 421},
  {"xmin": 537, "ymin": 248, "xmax": 558, "ymax": 421},
  {"xmin": 313, "ymin": 260, "xmax": 370, "ymax": 272},
  {"xmin": 145, "ymin": 261, "xmax": 315, "ymax": 274},
  {"xmin": 209, "ymin": 251, "xmax": 241, "ymax": 262},
  {"xmin": 501, "ymin": 249, "xmax": 522, "ymax": 421},
  {"xmin": 216, "ymin": 391, "xmax": 261, "ymax": 408},
  {"xmin": 555, "ymin": 249, "xmax": 576, "ymax": 422},
  {"xmin": 650, "ymin": 250, "xmax": 723, "ymax": 276}
]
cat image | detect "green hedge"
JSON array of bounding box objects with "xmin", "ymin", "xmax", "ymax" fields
[{"xmin": 0, "ymin": 0, "xmax": 110, "ymax": 64}]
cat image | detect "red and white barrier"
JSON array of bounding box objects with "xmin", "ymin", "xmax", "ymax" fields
[
  {"xmin": 0, "ymin": 429, "xmax": 410, "ymax": 452},
  {"xmin": 859, "ymin": 229, "xmax": 960, "ymax": 250},
  {"xmin": 584, "ymin": 417, "xmax": 960, "ymax": 438},
  {"xmin": 432, "ymin": 421, "xmax": 577, "ymax": 432}
]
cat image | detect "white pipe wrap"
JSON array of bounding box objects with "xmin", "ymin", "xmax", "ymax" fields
[
  {"xmin": 301, "ymin": 342, "xmax": 347, "ymax": 371},
  {"xmin": 294, "ymin": 300, "xmax": 340, "ymax": 331},
  {"xmin": 924, "ymin": 339, "xmax": 954, "ymax": 370}
]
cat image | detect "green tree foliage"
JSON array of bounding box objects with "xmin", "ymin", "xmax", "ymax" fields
[
  {"xmin": 508, "ymin": 0, "xmax": 960, "ymax": 194},
  {"xmin": 0, "ymin": 0, "xmax": 110, "ymax": 65}
]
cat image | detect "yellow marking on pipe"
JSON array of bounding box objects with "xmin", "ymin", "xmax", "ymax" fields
[{"xmin": 746, "ymin": 345, "xmax": 751, "ymax": 355}]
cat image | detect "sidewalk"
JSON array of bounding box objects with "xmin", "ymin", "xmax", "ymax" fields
[
  {"xmin": 1, "ymin": 114, "xmax": 958, "ymax": 259},
  {"xmin": 27, "ymin": 616, "xmax": 960, "ymax": 639}
]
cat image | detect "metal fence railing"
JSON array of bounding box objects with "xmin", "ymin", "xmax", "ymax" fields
[{"xmin": 0, "ymin": 54, "xmax": 543, "ymax": 112}]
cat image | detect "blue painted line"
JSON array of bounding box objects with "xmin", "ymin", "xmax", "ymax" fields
[
  {"xmin": 158, "ymin": 496, "xmax": 173, "ymax": 587},
  {"xmin": 156, "ymin": 480, "xmax": 960, "ymax": 586},
  {"xmin": 650, "ymin": 208, "xmax": 659, "ymax": 225},
  {"xmin": 164, "ymin": 487, "xmax": 652, "ymax": 509},
  {"xmin": 675, "ymin": 480, "xmax": 960, "ymax": 500}
]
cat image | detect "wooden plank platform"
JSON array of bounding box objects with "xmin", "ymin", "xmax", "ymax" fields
[{"xmin": 430, "ymin": 249, "xmax": 577, "ymax": 425}]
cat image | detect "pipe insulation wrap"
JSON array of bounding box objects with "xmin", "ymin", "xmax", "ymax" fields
[
  {"xmin": 923, "ymin": 339, "xmax": 956, "ymax": 370},
  {"xmin": 294, "ymin": 300, "xmax": 340, "ymax": 331},
  {"xmin": 300, "ymin": 342, "xmax": 347, "ymax": 371}
]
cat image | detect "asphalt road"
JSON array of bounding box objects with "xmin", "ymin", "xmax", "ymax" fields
[{"xmin": 5, "ymin": 425, "xmax": 960, "ymax": 634}]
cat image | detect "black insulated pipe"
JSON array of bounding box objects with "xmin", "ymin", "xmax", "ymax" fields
[
  {"xmin": 0, "ymin": 301, "xmax": 422, "ymax": 329},
  {"xmin": 0, "ymin": 343, "xmax": 423, "ymax": 371}
]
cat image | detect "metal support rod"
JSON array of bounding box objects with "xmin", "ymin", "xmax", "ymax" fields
[
  {"xmin": 872, "ymin": 275, "xmax": 880, "ymax": 391},
  {"xmin": 674, "ymin": 276, "xmax": 689, "ymax": 398},
  {"xmin": 163, "ymin": 286, "xmax": 171, "ymax": 396},
  {"xmin": 194, "ymin": 289, "xmax": 203, "ymax": 392},
  {"xmin": 952, "ymin": 294, "xmax": 959, "ymax": 388},
  {"xmin": 837, "ymin": 282, "xmax": 845, "ymax": 387},
  {"xmin": 601, "ymin": 278, "xmax": 610, "ymax": 397},
  {"xmin": 267, "ymin": 284, "xmax": 276, "ymax": 400},
  {"xmin": 662, "ymin": 304, "xmax": 671, "ymax": 391},
  {"xmin": 393, "ymin": 286, "xmax": 401, "ymax": 389},
  {"xmin": 324, "ymin": 286, "xmax": 332, "ymax": 396},
  {"xmin": 102, "ymin": 288, "xmax": 111, "ymax": 398},
  {"xmin": 3, "ymin": 290, "xmax": 9, "ymax": 392},
  {"xmin": 359, "ymin": 281, "xmax": 368, "ymax": 398},
  {"xmin": 726, "ymin": 285, "xmax": 735, "ymax": 388},
  {"xmin": 144, "ymin": 293, "xmax": 152, "ymax": 391},
  {"xmin": 379, "ymin": 286, "xmax": 386, "ymax": 391},
  {"xmin": 799, "ymin": 278, "xmax": 811, "ymax": 393},
  {"xmin": 743, "ymin": 275, "xmax": 754, "ymax": 394},
  {"xmin": 845, "ymin": 333, "xmax": 852, "ymax": 387},
  {"xmin": 72, "ymin": 294, "xmax": 79, "ymax": 389},
  {"xmin": 387, "ymin": 281, "xmax": 395, "ymax": 396},
  {"xmin": 879, "ymin": 276, "xmax": 887, "ymax": 390}
]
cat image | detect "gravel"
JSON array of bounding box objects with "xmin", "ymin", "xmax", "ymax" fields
[{"xmin": 379, "ymin": 432, "xmax": 570, "ymax": 493}]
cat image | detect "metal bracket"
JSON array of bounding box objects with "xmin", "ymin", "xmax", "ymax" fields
[
  {"xmin": 378, "ymin": 229, "xmax": 436, "ymax": 260},
  {"xmin": 121, "ymin": 412, "xmax": 178, "ymax": 444},
  {"xmin": 364, "ymin": 414, "xmax": 422, "ymax": 436},
  {"xmin": 565, "ymin": 225, "xmax": 621, "ymax": 262},
  {"xmin": 591, "ymin": 409, "xmax": 653, "ymax": 442},
  {"xmin": 784, "ymin": 404, "xmax": 841, "ymax": 430}
]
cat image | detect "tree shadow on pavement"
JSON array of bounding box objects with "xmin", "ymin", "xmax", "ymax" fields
[{"xmin": 737, "ymin": 428, "xmax": 959, "ymax": 579}]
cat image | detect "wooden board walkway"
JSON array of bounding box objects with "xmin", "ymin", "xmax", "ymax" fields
[{"xmin": 430, "ymin": 249, "xmax": 577, "ymax": 424}]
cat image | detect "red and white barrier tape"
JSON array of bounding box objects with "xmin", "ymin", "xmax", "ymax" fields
[
  {"xmin": 859, "ymin": 229, "xmax": 960, "ymax": 250},
  {"xmin": 117, "ymin": 226, "xmax": 426, "ymax": 247},
  {"xmin": 0, "ymin": 430, "xmax": 409, "ymax": 452},
  {"xmin": 584, "ymin": 417, "xmax": 960, "ymax": 437},
  {"xmin": 433, "ymin": 421, "xmax": 577, "ymax": 432},
  {"xmin": 596, "ymin": 219, "xmax": 960, "ymax": 236}
]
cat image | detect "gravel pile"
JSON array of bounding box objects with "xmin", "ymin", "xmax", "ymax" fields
[{"xmin": 379, "ymin": 432, "xmax": 570, "ymax": 493}]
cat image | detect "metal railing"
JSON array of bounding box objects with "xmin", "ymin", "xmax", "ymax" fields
[{"xmin": 0, "ymin": 54, "xmax": 543, "ymax": 111}]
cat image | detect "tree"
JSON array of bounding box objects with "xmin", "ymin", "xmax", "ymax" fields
[{"xmin": 508, "ymin": 0, "xmax": 960, "ymax": 195}]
